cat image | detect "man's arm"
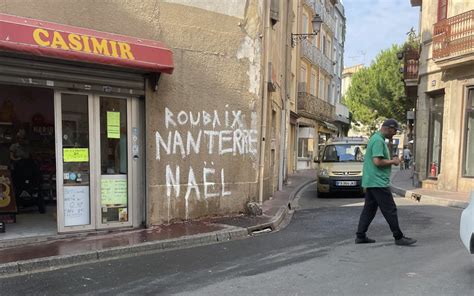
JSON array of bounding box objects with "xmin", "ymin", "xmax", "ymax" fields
[{"xmin": 373, "ymin": 156, "xmax": 399, "ymax": 167}]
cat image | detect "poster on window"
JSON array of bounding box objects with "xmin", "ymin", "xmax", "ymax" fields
[
  {"xmin": 101, "ymin": 175, "xmax": 127, "ymax": 206},
  {"xmin": 107, "ymin": 111, "xmax": 120, "ymax": 139},
  {"xmin": 64, "ymin": 185, "xmax": 90, "ymax": 226}
]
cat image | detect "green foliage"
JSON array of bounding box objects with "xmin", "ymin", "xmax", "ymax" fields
[{"xmin": 345, "ymin": 44, "xmax": 413, "ymax": 130}]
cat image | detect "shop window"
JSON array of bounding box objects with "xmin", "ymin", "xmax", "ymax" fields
[
  {"xmin": 463, "ymin": 89, "xmax": 474, "ymax": 177},
  {"xmin": 427, "ymin": 94, "xmax": 444, "ymax": 178},
  {"xmin": 298, "ymin": 138, "xmax": 314, "ymax": 158},
  {"xmin": 0, "ymin": 85, "xmax": 55, "ymax": 218}
]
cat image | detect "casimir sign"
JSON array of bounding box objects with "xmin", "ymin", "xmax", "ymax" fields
[{"xmin": 0, "ymin": 13, "xmax": 173, "ymax": 73}]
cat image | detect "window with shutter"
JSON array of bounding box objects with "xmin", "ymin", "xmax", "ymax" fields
[{"xmin": 437, "ymin": 0, "xmax": 448, "ymax": 21}]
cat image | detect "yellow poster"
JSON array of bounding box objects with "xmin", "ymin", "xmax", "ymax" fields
[
  {"xmin": 107, "ymin": 111, "xmax": 120, "ymax": 139},
  {"xmin": 63, "ymin": 148, "xmax": 89, "ymax": 162},
  {"xmin": 101, "ymin": 175, "xmax": 127, "ymax": 205}
]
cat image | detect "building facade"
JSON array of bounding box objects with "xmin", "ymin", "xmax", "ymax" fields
[
  {"xmin": 0, "ymin": 0, "xmax": 348, "ymax": 241},
  {"xmin": 0, "ymin": 0, "xmax": 297, "ymax": 239},
  {"xmin": 332, "ymin": 1, "xmax": 350, "ymax": 137},
  {"xmin": 407, "ymin": 0, "xmax": 474, "ymax": 194},
  {"xmin": 341, "ymin": 64, "xmax": 364, "ymax": 98},
  {"xmin": 292, "ymin": 0, "xmax": 347, "ymax": 171}
]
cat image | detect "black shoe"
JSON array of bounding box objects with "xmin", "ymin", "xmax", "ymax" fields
[
  {"xmin": 395, "ymin": 236, "xmax": 417, "ymax": 246},
  {"xmin": 355, "ymin": 237, "xmax": 376, "ymax": 244}
]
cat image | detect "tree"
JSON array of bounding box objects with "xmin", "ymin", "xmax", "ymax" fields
[
  {"xmin": 345, "ymin": 44, "xmax": 412, "ymax": 130},
  {"xmin": 344, "ymin": 66, "xmax": 378, "ymax": 133}
]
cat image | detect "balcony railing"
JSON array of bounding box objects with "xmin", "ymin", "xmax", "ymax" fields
[
  {"xmin": 297, "ymin": 91, "xmax": 335, "ymax": 122},
  {"xmin": 301, "ymin": 39, "xmax": 333, "ymax": 75},
  {"xmin": 433, "ymin": 10, "xmax": 474, "ymax": 60},
  {"xmin": 403, "ymin": 49, "xmax": 419, "ymax": 80},
  {"xmin": 304, "ymin": 0, "xmax": 336, "ymax": 34}
]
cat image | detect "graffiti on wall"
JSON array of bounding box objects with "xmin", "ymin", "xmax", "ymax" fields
[{"xmin": 156, "ymin": 107, "xmax": 258, "ymax": 220}]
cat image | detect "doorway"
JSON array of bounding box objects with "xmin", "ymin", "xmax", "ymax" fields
[
  {"xmin": 55, "ymin": 92, "xmax": 139, "ymax": 233},
  {"xmin": 0, "ymin": 85, "xmax": 56, "ymax": 240},
  {"xmin": 427, "ymin": 94, "xmax": 444, "ymax": 179}
]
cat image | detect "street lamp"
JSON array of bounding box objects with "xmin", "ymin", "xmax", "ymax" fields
[
  {"xmin": 291, "ymin": 14, "xmax": 323, "ymax": 48},
  {"xmin": 396, "ymin": 51, "xmax": 404, "ymax": 60}
]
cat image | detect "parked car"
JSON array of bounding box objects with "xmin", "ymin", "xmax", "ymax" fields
[
  {"xmin": 316, "ymin": 137, "xmax": 367, "ymax": 197},
  {"xmin": 460, "ymin": 191, "xmax": 474, "ymax": 254}
]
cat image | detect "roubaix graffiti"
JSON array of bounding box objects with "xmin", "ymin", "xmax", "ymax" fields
[{"xmin": 156, "ymin": 107, "xmax": 258, "ymax": 220}]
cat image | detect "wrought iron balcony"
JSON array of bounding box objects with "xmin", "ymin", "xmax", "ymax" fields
[
  {"xmin": 301, "ymin": 39, "xmax": 334, "ymax": 76},
  {"xmin": 433, "ymin": 9, "xmax": 474, "ymax": 65},
  {"xmin": 403, "ymin": 48, "xmax": 419, "ymax": 82},
  {"xmin": 304, "ymin": 0, "xmax": 336, "ymax": 34},
  {"xmin": 399, "ymin": 47, "xmax": 419, "ymax": 98},
  {"xmin": 297, "ymin": 90, "xmax": 335, "ymax": 122}
]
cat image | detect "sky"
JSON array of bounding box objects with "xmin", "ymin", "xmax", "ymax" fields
[{"xmin": 343, "ymin": 0, "xmax": 420, "ymax": 68}]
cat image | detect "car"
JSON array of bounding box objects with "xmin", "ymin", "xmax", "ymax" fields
[
  {"xmin": 316, "ymin": 137, "xmax": 367, "ymax": 197},
  {"xmin": 460, "ymin": 191, "xmax": 474, "ymax": 254}
]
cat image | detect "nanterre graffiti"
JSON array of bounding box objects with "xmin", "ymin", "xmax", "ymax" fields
[{"xmin": 156, "ymin": 107, "xmax": 258, "ymax": 219}]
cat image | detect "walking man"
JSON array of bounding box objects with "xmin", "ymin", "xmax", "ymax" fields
[
  {"xmin": 403, "ymin": 145, "xmax": 412, "ymax": 170},
  {"xmin": 355, "ymin": 119, "xmax": 417, "ymax": 246}
]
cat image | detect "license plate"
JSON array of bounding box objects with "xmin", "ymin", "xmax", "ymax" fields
[{"xmin": 336, "ymin": 181, "xmax": 357, "ymax": 186}]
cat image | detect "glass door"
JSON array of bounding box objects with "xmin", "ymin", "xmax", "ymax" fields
[
  {"xmin": 55, "ymin": 92, "xmax": 96, "ymax": 233},
  {"xmin": 96, "ymin": 96, "xmax": 132, "ymax": 228},
  {"xmin": 55, "ymin": 92, "xmax": 133, "ymax": 233},
  {"xmin": 427, "ymin": 94, "xmax": 444, "ymax": 178}
]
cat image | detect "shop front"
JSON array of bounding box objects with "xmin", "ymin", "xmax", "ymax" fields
[{"xmin": 0, "ymin": 13, "xmax": 173, "ymax": 238}]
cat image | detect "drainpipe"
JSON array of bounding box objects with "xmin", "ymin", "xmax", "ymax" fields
[
  {"xmin": 278, "ymin": 105, "xmax": 286, "ymax": 190},
  {"xmin": 295, "ymin": 122, "xmax": 300, "ymax": 170},
  {"xmin": 278, "ymin": 0, "xmax": 292, "ymax": 190},
  {"xmin": 279, "ymin": 106, "xmax": 288, "ymax": 190},
  {"xmin": 258, "ymin": 0, "xmax": 271, "ymax": 204}
]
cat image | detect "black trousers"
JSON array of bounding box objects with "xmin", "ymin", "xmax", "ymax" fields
[
  {"xmin": 356, "ymin": 187, "xmax": 404, "ymax": 240},
  {"xmin": 404, "ymin": 159, "xmax": 410, "ymax": 169}
]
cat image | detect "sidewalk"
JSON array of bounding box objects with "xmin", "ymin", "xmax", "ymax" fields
[
  {"xmin": 390, "ymin": 168, "xmax": 469, "ymax": 209},
  {"xmin": 0, "ymin": 170, "xmax": 316, "ymax": 276}
]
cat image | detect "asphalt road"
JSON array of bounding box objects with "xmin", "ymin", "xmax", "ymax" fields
[{"xmin": 1, "ymin": 182, "xmax": 472, "ymax": 295}]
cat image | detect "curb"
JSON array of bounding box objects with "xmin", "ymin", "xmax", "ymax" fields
[
  {"xmin": 0, "ymin": 226, "xmax": 248, "ymax": 277},
  {"xmin": 0, "ymin": 177, "xmax": 316, "ymax": 277},
  {"xmin": 390, "ymin": 184, "xmax": 407, "ymax": 198},
  {"xmin": 288, "ymin": 178, "xmax": 317, "ymax": 208},
  {"xmin": 248, "ymin": 178, "xmax": 316, "ymax": 234},
  {"xmin": 404, "ymin": 189, "xmax": 468, "ymax": 209},
  {"xmin": 390, "ymin": 184, "xmax": 468, "ymax": 209}
]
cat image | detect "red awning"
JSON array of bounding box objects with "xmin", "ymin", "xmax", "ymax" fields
[{"xmin": 0, "ymin": 13, "xmax": 174, "ymax": 74}]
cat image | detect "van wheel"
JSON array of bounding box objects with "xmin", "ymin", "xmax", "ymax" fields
[{"xmin": 317, "ymin": 191, "xmax": 327, "ymax": 198}]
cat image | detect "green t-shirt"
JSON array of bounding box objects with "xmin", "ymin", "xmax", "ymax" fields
[{"xmin": 362, "ymin": 131, "xmax": 392, "ymax": 188}]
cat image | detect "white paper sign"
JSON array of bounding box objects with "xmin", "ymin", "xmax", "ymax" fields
[{"xmin": 64, "ymin": 186, "xmax": 90, "ymax": 227}]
